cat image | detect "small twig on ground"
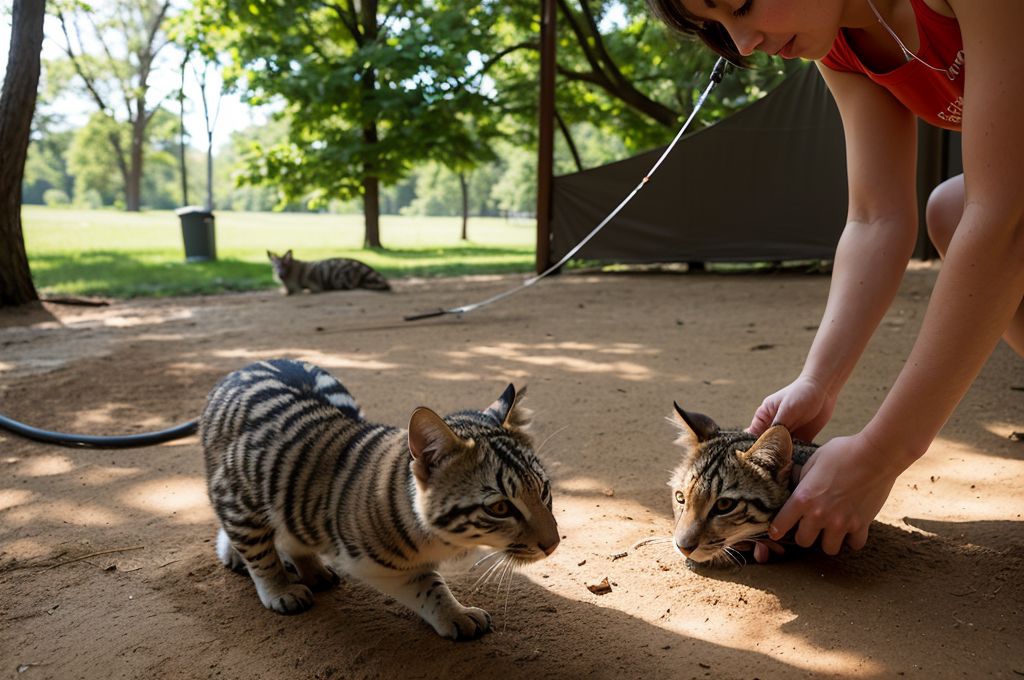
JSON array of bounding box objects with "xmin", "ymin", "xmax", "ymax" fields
[
  {"xmin": 950, "ymin": 588, "xmax": 977, "ymax": 597},
  {"xmin": 1, "ymin": 551, "xmax": 70, "ymax": 573},
  {"xmin": 46, "ymin": 545, "xmax": 144, "ymax": 570}
]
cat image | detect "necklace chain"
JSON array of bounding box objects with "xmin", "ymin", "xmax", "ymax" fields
[{"xmin": 865, "ymin": 0, "xmax": 960, "ymax": 78}]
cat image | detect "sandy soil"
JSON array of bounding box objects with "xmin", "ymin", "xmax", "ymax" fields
[{"xmin": 1, "ymin": 265, "xmax": 1022, "ymax": 680}]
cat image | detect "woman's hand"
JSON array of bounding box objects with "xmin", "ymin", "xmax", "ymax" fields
[
  {"xmin": 748, "ymin": 374, "xmax": 836, "ymax": 443},
  {"xmin": 767, "ymin": 431, "xmax": 901, "ymax": 554}
]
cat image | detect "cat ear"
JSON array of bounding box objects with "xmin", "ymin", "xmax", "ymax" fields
[
  {"xmin": 283, "ymin": 250, "xmax": 293, "ymax": 262},
  {"xmin": 484, "ymin": 384, "xmax": 532, "ymax": 430},
  {"xmin": 740, "ymin": 425, "xmax": 793, "ymax": 483},
  {"xmin": 267, "ymin": 250, "xmax": 277, "ymax": 261},
  {"xmin": 670, "ymin": 404, "xmax": 720, "ymax": 448},
  {"xmin": 408, "ymin": 407, "xmax": 464, "ymax": 484}
]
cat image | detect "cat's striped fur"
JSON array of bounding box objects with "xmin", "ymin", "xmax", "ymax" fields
[
  {"xmin": 267, "ymin": 249, "xmax": 391, "ymax": 294},
  {"xmin": 200, "ymin": 359, "xmax": 558, "ymax": 640},
  {"xmin": 668, "ymin": 404, "xmax": 816, "ymax": 566}
]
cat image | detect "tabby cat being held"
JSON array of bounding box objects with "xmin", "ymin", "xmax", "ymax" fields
[
  {"xmin": 201, "ymin": 359, "xmax": 559, "ymax": 640},
  {"xmin": 267, "ymin": 249, "xmax": 391, "ymax": 294},
  {"xmin": 668, "ymin": 404, "xmax": 817, "ymax": 566}
]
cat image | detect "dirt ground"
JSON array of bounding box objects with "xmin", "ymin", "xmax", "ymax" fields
[{"xmin": 1, "ymin": 264, "xmax": 1022, "ymax": 680}]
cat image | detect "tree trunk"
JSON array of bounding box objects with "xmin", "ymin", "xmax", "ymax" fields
[
  {"xmin": 126, "ymin": 111, "xmax": 147, "ymax": 211},
  {"xmin": 363, "ymin": 174, "xmax": 381, "ymax": 249},
  {"xmin": 358, "ymin": 0, "xmax": 381, "ymax": 249},
  {"xmin": 206, "ymin": 132, "xmax": 214, "ymax": 211},
  {"xmin": 179, "ymin": 54, "xmax": 189, "ymax": 206},
  {"xmin": 361, "ymin": 113, "xmax": 381, "ymax": 247},
  {"xmin": 0, "ymin": 0, "xmax": 45, "ymax": 307},
  {"xmin": 459, "ymin": 173, "xmax": 469, "ymax": 241}
]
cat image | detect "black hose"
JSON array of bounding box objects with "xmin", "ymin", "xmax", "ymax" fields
[{"xmin": 0, "ymin": 412, "xmax": 199, "ymax": 449}]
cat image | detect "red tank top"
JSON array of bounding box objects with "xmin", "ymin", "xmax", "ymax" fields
[{"xmin": 820, "ymin": 0, "xmax": 964, "ymax": 131}]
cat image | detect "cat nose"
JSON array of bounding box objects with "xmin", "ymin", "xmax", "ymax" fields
[
  {"xmin": 540, "ymin": 536, "xmax": 560, "ymax": 556},
  {"xmin": 676, "ymin": 539, "xmax": 698, "ymax": 557}
]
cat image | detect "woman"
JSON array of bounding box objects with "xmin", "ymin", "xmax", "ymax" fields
[{"xmin": 648, "ymin": 0, "xmax": 1024, "ymax": 562}]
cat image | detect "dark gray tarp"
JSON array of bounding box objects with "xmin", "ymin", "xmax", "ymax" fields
[{"xmin": 550, "ymin": 64, "xmax": 850, "ymax": 264}]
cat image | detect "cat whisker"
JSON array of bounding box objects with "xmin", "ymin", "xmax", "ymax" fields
[
  {"xmin": 629, "ymin": 537, "xmax": 673, "ymax": 551},
  {"xmin": 472, "ymin": 554, "xmax": 503, "ymax": 581},
  {"xmin": 471, "ymin": 553, "xmax": 510, "ymax": 591},
  {"xmin": 722, "ymin": 545, "xmax": 745, "ymax": 567},
  {"xmin": 499, "ymin": 557, "xmax": 522, "ymax": 631},
  {"xmin": 625, "ymin": 536, "xmax": 684, "ymax": 563},
  {"xmin": 470, "ymin": 550, "xmax": 503, "ymax": 572},
  {"xmin": 496, "ymin": 555, "xmax": 516, "ymax": 592},
  {"xmin": 536, "ymin": 425, "xmax": 571, "ymax": 455}
]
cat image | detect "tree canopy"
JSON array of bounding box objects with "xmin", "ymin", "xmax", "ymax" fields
[{"xmin": 195, "ymin": 0, "xmax": 505, "ymax": 246}]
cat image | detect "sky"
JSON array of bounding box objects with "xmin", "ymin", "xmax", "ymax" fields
[{"xmin": 0, "ymin": 10, "xmax": 264, "ymax": 154}]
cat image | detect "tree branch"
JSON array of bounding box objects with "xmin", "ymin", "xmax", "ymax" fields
[
  {"xmin": 554, "ymin": 109, "xmax": 583, "ymax": 172},
  {"xmin": 57, "ymin": 10, "xmax": 113, "ymax": 114},
  {"xmin": 321, "ymin": 0, "xmax": 362, "ymax": 45},
  {"xmin": 576, "ymin": 0, "xmax": 627, "ymax": 90},
  {"xmin": 554, "ymin": 0, "xmax": 608, "ymax": 87},
  {"xmin": 85, "ymin": 10, "xmax": 133, "ymax": 121},
  {"xmin": 474, "ymin": 40, "xmax": 536, "ymax": 82},
  {"xmin": 551, "ymin": 0, "xmax": 682, "ymax": 128}
]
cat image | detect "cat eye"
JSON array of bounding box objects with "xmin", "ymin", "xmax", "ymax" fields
[
  {"xmin": 542, "ymin": 482, "xmax": 553, "ymax": 510},
  {"xmin": 714, "ymin": 498, "xmax": 737, "ymax": 513},
  {"xmin": 674, "ymin": 491, "xmax": 686, "ymax": 505},
  {"xmin": 484, "ymin": 500, "xmax": 513, "ymax": 518}
]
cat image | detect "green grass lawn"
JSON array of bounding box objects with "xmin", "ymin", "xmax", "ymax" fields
[{"xmin": 22, "ymin": 206, "xmax": 539, "ymax": 298}]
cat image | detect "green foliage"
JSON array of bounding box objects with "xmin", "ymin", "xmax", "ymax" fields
[
  {"xmin": 66, "ymin": 112, "xmax": 126, "ymax": 206},
  {"xmin": 25, "ymin": 0, "xmax": 807, "ymax": 223},
  {"xmin": 23, "ymin": 114, "xmax": 76, "ymax": 205},
  {"xmin": 191, "ymin": 0, "xmax": 505, "ymax": 208},
  {"xmin": 490, "ymin": 143, "xmax": 538, "ymax": 214},
  {"xmin": 401, "ymin": 161, "xmax": 503, "ymax": 218},
  {"xmin": 212, "ymin": 118, "xmax": 292, "ymax": 212},
  {"xmin": 43, "ymin": 189, "xmax": 71, "ymax": 206},
  {"xmin": 489, "ymin": 0, "xmax": 801, "ymax": 162},
  {"xmin": 63, "ymin": 108, "xmax": 189, "ymax": 209}
]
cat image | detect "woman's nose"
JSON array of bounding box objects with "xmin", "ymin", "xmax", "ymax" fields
[{"xmin": 728, "ymin": 25, "xmax": 763, "ymax": 56}]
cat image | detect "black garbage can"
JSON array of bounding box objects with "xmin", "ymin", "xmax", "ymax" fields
[{"xmin": 176, "ymin": 206, "xmax": 217, "ymax": 262}]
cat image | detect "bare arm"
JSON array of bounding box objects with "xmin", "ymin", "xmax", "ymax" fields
[
  {"xmin": 768, "ymin": 2, "xmax": 1024, "ymax": 555},
  {"xmin": 863, "ymin": 0, "xmax": 1024, "ymax": 463},
  {"xmin": 750, "ymin": 62, "xmax": 920, "ymax": 441}
]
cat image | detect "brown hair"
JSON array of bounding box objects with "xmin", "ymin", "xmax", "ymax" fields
[{"xmin": 645, "ymin": 0, "xmax": 748, "ymax": 66}]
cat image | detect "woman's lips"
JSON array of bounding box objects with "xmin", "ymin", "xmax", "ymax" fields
[{"xmin": 776, "ymin": 36, "xmax": 797, "ymax": 58}]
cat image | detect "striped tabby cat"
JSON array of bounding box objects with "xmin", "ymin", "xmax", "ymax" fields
[
  {"xmin": 668, "ymin": 404, "xmax": 816, "ymax": 566},
  {"xmin": 267, "ymin": 249, "xmax": 391, "ymax": 294},
  {"xmin": 200, "ymin": 359, "xmax": 559, "ymax": 640}
]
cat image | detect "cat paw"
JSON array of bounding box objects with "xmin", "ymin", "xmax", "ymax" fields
[
  {"xmin": 264, "ymin": 584, "xmax": 314, "ymax": 615},
  {"xmin": 306, "ymin": 565, "xmax": 341, "ymax": 592},
  {"xmin": 287, "ymin": 555, "xmax": 341, "ymax": 591},
  {"xmin": 436, "ymin": 607, "xmax": 492, "ymax": 641}
]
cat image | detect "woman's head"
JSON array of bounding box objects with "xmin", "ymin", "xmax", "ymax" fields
[
  {"xmin": 648, "ymin": 0, "xmax": 849, "ymax": 64},
  {"xmin": 646, "ymin": 0, "xmax": 747, "ymax": 65}
]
